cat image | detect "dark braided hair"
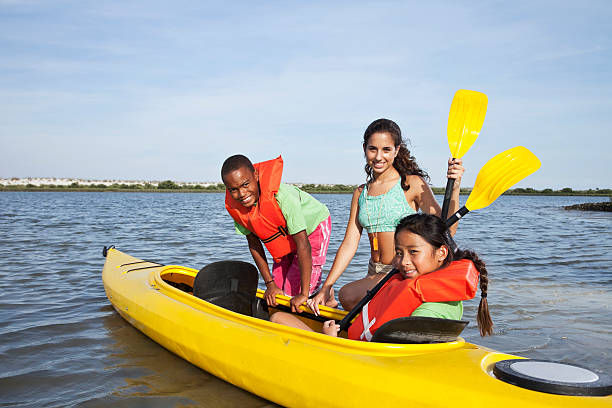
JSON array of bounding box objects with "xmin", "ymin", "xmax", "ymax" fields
[
  {"xmin": 395, "ymin": 213, "xmax": 493, "ymax": 336},
  {"xmin": 362, "ymin": 118, "xmax": 430, "ymax": 190},
  {"xmin": 454, "ymin": 249, "xmax": 493, "ymax": 336}
]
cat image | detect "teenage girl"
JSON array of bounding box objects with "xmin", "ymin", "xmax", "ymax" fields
[
  {"xmin": 271, "ymin": 213, "xmax": 493, "ymax": 339},
  {"xmin": 308, "ymin": 118, "xmax": 464, "ymax": 313}
]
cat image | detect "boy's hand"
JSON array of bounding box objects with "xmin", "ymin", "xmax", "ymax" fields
[
  {"xmin": 264, "ymin": 282, "xmax": 283, "ymax": 307},
  {"xmin": 290, "ymin": 293, "xmax": 308, "ymax": 313}
]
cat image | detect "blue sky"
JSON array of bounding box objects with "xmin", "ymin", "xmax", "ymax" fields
[{"xmin": 1, "ymin": 1, "xmax": 610, "ymax": 189}]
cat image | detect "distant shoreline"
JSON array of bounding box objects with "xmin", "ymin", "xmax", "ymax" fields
[
  {"xmin": 1, "ymin": 177, "xmax": 611, "ymax": 196},
  {"xmin": 0, "ymin": 177, "xmax": 214, "ymax": 188}
]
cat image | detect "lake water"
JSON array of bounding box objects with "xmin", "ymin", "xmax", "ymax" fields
[{"xmin": 0, "ymin": 192, "xmax": 610, "ymax": 407}]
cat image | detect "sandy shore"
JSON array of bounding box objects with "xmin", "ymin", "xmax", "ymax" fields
[{"xmin": 0, "ymin": 177, "xmax": 218, "ymax": 187}]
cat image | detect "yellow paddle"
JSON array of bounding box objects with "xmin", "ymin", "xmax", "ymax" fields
[
  {"xmin": 441, "ymin": 89, "xmax": 488, "ymax": 221},
  {"xmin": 445, "ymin": 146, "xmax": 542, "ymax": 227}
]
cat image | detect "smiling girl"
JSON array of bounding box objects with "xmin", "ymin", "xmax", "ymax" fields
[{"xmin": 308, "ymin": 118, "xmax": 465, "ymax": 313}]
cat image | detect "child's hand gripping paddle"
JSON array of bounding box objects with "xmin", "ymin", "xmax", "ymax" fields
[
  {"xmin": 441, "ymin": 89, "xmax": 488, "ymax": 221},
  {"xmin": 339, "ymin": 146, "xmax": 541, "ymax": 332}
]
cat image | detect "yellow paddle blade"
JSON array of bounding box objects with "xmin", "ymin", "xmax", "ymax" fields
[
  {"xmin": 447, "ymin": 89, "xmax": 488, "ymax": 158},
  {"xmin": 465, "ymin": 146, "xmax": 541, "ymax": 211}
]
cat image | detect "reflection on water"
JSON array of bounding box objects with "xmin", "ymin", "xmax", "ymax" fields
[
  {"xmin": 0, "ymin": 192, "xmax": 610, "ymax": 407},
  {"xmin": 83, "ymin": 312, "xmax": 276, "ymax": 408}
]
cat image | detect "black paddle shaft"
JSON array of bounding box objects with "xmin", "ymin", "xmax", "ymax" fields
[
  {"xmin": 444, "ymin": 230, "xmax": 459, "ymax": 254},
  {"xmin": 445, "ymin": 206, "xmax": 469, "ymax": 229},
  {"xmin": 338, "ymin": 268, "xmax": 400, "ymax": 332},
  {"xmin": 441, "ymin": 176, "xmax": 459, "ymax": 254},
  {"xmin": 440, "ymin": 177, "xmax": 455, "ymax": 221}
]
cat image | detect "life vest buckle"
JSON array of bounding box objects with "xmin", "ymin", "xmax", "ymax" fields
[{"xmin": 261, "ymin": 225, "xmax": 289, "ymax": 244}]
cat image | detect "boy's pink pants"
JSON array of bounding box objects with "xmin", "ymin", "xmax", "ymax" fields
[{"xmin": 271, "ymin": 216, "xmax": 331, "ymax": 296}]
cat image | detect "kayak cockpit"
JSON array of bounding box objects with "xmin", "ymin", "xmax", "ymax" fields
[{"xmin": 158, "ymin": 262, "xmax": 469, "ymax": 345}]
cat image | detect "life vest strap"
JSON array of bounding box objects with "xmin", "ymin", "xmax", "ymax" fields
[
  {"xmin": 360, "ymin": 302, "xmax": 376, "ymax": 341},
  {"xmin": 261, "ymin": 225, "xmax": 289, "ymax": 243}
]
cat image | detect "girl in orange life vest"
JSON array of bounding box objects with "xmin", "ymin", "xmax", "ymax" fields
[
  {"xmin": 308, "ymin": 118, "xmax": 465, "ymax": 314},
  {"xmin": 271, "ymin": 214, "xmax": 493, "ymax": 339},
  {"xmin": 222, "ymin": 154, "xmax": 333, "ymax": 314}
]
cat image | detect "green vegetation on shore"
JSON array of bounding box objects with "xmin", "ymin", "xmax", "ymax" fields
[
  {"xmin": 1, "ymin": 181, "xmax": 611, "ymax": 196},
  {"xmin": 0, "ymin": 180, "xmax": 226, "ymax": 193}
]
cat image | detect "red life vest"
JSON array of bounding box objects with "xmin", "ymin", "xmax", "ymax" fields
[
  {"xmin": 348, "ymin": 259, "xmax": 479, "ymax": 341},
  {"xmin": 225, "ymin": 156, "xmax": 296, "ymax": 262}
]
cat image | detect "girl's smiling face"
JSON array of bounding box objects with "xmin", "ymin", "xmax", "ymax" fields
[
  {"xmin": 393, "ymin": 229, "xmax": 448, "ymax": 279},
  {"xmin": 364, "ymin": 132, "xmax": 399, "ymax": 175}
]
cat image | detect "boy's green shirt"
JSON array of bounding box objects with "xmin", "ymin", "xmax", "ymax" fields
[{"xmin": 234, "ymin": 184, "xmax": 330, "ymax": 236}]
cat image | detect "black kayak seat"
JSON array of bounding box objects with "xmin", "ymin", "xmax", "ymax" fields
[
  {"xmin": 370, "ymin": 316, "xmax": 469, "ymax": 344},
  {"xmin": 193, "ymin": 260, "xmax": 259, "ymax": 316}
]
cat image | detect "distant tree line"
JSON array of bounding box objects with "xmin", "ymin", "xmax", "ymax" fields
[
  {"xmin": 502, "ymin": 187, "xmax": 612, "ymax": 195},
  {"xmin": 0, "ymin": 181, "xmax": 226, "ymax": 192},
  {"xmin": 0, "ymin": 182, "xmax": 610, "ymax": 196},
  {"xmin": 299, "ymin": 184, "xmax": 357, "ymax": 193}
]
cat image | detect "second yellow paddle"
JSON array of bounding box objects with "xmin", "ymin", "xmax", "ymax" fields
[
  {"xmin": 441, "ymin": 89, "xmax": 488, "ymax": 221},
  {"xmin": 446, "ymin": 146, "xmax": 542, "ymax": 227}
]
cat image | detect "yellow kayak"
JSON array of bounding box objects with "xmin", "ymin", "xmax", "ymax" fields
[{"xmin": 101, "ymin": 247, "xmax": 611, "ymax": 407}]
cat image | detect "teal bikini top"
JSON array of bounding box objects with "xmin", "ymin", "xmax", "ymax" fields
[{"xmin": 357, "ymin": 179, "xmax": 416, "ymax": 233}]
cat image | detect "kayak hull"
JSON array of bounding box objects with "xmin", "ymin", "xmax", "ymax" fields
[{"xmin": 102, "ymin": 249, "xmax": 611, "ymax": 407}]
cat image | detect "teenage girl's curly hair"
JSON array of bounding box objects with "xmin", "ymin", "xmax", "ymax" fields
[
  {"xmin": 362, "ymin": 118, "xmax": 429, "ymax": 190},
  {"xmin": 395, "ymin": 213, "xmax": 493, "ymax": 336}
]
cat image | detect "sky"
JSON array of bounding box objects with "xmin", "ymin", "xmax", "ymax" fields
[{"xmin": 1, "ymin": 0, "xmax": 610, "ymax": 189}]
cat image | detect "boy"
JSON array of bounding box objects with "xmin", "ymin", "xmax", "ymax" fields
[{"xmin": 221, "ymin": 154, "xmax": 332, "ymax": 313}]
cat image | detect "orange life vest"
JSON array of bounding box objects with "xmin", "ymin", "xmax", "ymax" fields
[
  {"xmin": 348, "ymin": 259, "xmax": 479, "ymax": 341},
  {"xmin": 225, "ymin": 156, "xmax": 296, "ymax": 262}
]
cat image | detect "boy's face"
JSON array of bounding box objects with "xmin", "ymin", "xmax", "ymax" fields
[{"xmin": 223, "ymin": 166, "xmax": 260, "ymax": 208}]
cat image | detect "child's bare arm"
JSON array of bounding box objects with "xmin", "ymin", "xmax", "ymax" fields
[
  {"xmin": 246, "ymin": 233, "xmax": 270, "ymax": 278},
  {"xmin": 246, "ymin": 233, "xmax": 282, "ymax": 306},
  {"xmin": 291, "ymin": 230, "xmax": 312, "ymax": 313},
  {"xmin": 308, "ymin": 188, "xmax": 362, "ymax": 315}
]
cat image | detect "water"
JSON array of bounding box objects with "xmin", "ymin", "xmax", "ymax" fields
[{"xmin": 0, "ymin": 192, "xmax": 610, "ymax": 407}]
